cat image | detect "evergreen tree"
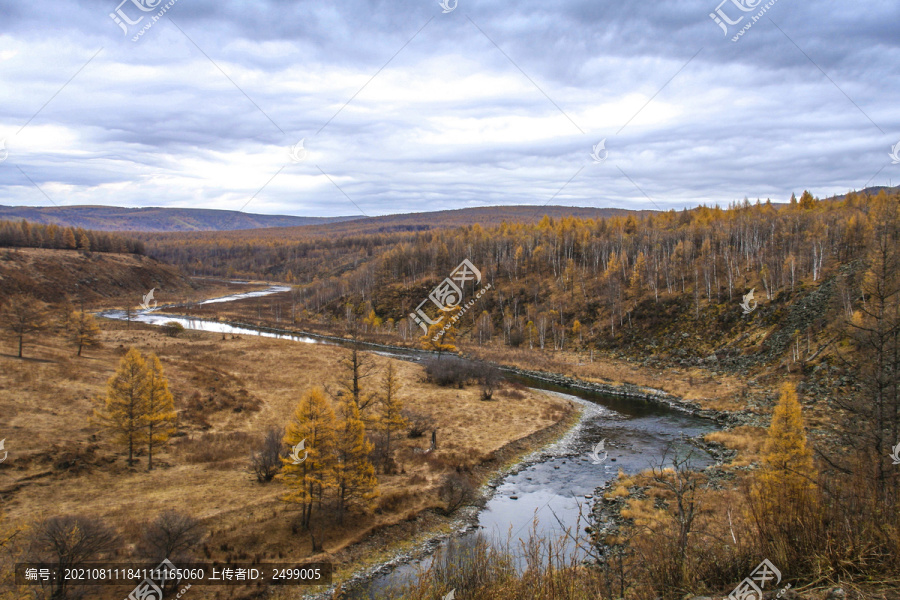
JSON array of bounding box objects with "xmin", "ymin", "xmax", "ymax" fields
[
  {"xmin": 421, "ymin": 305, "xmax": 461, "ymax": 357},
  {"xmin": 378, "ymin": 362, "xmax": 408, "ymax": 473},
  {"xmin": 333, "ymin": 397, "xmax": 378, "ymax": 523},
  {"xmin": 70, "ymin": 310, "xmax": 101, "ymax": 357},
  {"xmin": 760, "ymin": 383, "xmax": 815, "ymax": 488},
  {"xmin": 752, "ymin": 382, "xmax": 817, "ymax": 544},
  {"xmin": 281, "ymin": 387, "xmax": 337, "ymax": 529},
  {"xmin": 62, "ymin": 228, "xmax": 77, "ymax": 249},
  {"xmin": 0, "ymin": 294, "xmax": 47, "ymax": 358},
  {"xmin": 144, "ymin": 353, "xmax": 177, "ymax": 471},
  {"xmin": 94, "ymin": 348, "xmax": 149, "ymax": 466},
  {"xmin": 799, "ymin": 190, "xmax": 817, "ymax": 209}
]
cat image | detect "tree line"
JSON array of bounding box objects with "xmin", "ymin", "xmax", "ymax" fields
[{"xmin": 0, "ymin": 218, "xmax": 145, "ymax": 254}]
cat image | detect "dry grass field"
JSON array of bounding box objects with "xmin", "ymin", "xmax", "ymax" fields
[
  {"xmin": 177, "ymin": 293, "xmax": 752, "ymax": 412},
  {"xmin": 0, "ymin": 317, "xmax": 573, "ymax": 599}
]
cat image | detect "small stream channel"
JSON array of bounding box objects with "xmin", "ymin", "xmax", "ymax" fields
[{"xmin": 99, "ymin": 286, "xmax": 719, "ymax": 599}]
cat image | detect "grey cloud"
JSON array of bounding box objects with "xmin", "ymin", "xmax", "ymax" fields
[{"xmin": 0, "ymin": 0, "xmax": 898, "ymax": 216}]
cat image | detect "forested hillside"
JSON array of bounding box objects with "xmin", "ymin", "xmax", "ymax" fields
[
  {"xmin": 0, "ymin": 248, "xmax": 197, "ymax": 304},
  {"xmin": 137, "ymin": 205, "xmax": 647, "ymax": 278},
  {"xmin": 144, "ymin": 190, "xmax": 893, "ymax": 365}
]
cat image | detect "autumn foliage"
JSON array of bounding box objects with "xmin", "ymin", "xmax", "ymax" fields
[{"xmin": 92, "ymin": 347, "xmax": 177, "ymax": 468}]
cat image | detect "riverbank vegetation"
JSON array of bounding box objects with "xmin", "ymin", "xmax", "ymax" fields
[
  {"xmin": 0, "ymin": 315, "xmax": 572, "ymax": 599},
  {"xmin": 372, "ymin": 382, "xmax": 898, "ymax": 600}
]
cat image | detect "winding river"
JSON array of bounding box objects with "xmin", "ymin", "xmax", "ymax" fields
[{"xmin": 99, "ymin": 286, "xmax": 718, "ymax": 599}]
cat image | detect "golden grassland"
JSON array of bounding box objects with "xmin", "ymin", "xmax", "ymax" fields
[{"xmin": 0, "ymin": 318, "xmax": 574, "ymax": 599}]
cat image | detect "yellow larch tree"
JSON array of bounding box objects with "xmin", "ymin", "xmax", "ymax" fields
[
  {"xmin": 378, "ymin": 362, "xmax": 408, "ymax": 473},
  {"xmin": 94, "ymin": 348, "xmax": 149, "ymax": 466},
  {"xmin": 281, "ymin": 387, "xmax": 337, "ymax": 530},
  {"xmin": 70, "ymin": 310, "xmax": 101, "ymax": 357},
  {"xmin": 752, "ymin": 382, "xmax": 817, "ymax": 547},
  {"xmin": 332, "ymin": 397, "xmax": 378, "ymax": 523},
  {"xmin": 144, "ymin": 353, "xmax": 177, "ymax": 471},
  {"xmin": 759, "ymin": 383, "xmax": 815, "ymax": 491},
  {"xmin": 421, "ymin": 305, "xmax": 461, "ymax": 357}
]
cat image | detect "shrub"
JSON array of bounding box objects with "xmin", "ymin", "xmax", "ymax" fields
[
  {"xmin": 474, "ymin": 363, "xmax": 503, "ymax": 400},
  {"xmin": 423, "ymin": 357, "xmax": 478, "ymax": 388},
  {"xmin": 162, "ymin": 321, "xmax": 185, "ymax": 337},
  {"xmin": 403, "ymin": 410, "xmax": 435, "ymax": 439}
]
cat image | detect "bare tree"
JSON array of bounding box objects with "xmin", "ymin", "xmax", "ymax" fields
[
  {"xmin": 249, "ymin": 427, "xmax": 284, "ymax": 483},
  {"xmin": 475, "ymin": 363, "xmax": 503, "ymax": 400},
  {"xmin": 0, "ymin": 293, "xmax": 47, "ymax": 358},
  {"xmin": 28, "ymin": 515, "xmax": 119, "ymax": 599},
  {"xmin": 138, "ymin": 510, "xmax": 205, "ymax": 565},
  {"xmin": 646, "ymin": 445, "xmax": 705, "ymax": 588},
  {"xmin": 337, "ymin": 345, "xmax": 377, "ymax": 416},
  {"xmin": 438, "ymin": 473, "xmax": 478, "ymax": 515},
  {"xmin": 828, "ymin": 193, "xmax": 900, "ymax": 506}
]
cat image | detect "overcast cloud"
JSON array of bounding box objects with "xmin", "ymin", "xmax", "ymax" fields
[{"xmin": 0, "ymin": 0, "xmax": 898, "ymax": 217}]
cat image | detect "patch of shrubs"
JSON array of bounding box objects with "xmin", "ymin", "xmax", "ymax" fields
[
  {"xmin": 423, "ymin": 358, "xmax": 503, "ymax": 399},
  {"xmin": 162, "ymin": 321, "xmax": 185, "ymax": 337},
  {"xmin": 403, "ymin": 409, "xmax": 436, "ymax": 438}
]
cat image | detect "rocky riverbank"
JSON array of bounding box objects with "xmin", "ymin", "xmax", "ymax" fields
[
  {"xmin": 300, "ymin": 394, "xmax": 583, "ymax": 600},
  {"xmin": 496, "ymin": 364, "xmax": 757, "ymax": 428}
]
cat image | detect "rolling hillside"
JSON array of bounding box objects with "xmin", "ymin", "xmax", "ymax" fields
[{"xmin": 0, "ymin": 204, "xmax": 648, "ymax": 234}]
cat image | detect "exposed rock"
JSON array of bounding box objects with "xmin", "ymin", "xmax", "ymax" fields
[{"xmin": 826, "ymin": 587, "xmax": 845, "ymax": 600}]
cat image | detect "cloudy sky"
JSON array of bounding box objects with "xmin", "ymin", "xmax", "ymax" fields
[{"xmin": 1, "ymin": 0, "xmax": 898, "ymax": 217}]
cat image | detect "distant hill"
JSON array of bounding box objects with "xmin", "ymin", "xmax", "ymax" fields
[
  {"xmin": 139, "ymin": 205, "xmax": 653, "ymax": 244},
  {"xmin": 0, "ymin": 204, "xmax": 642, "ymax": 234},
  {"xmin": 0, "ymin": 205, "xmax": 362, "ymax": 232},
  {"xmin": 6, "ymin": 186, "xmax": 895, "ymax": 234},
  {"xmin": 827, "ymin": 185, "xmax": 899, "ymax": 202},
  {"xmin": 279, "ymin": 205, "xmax": 651, "ymax": 237}
]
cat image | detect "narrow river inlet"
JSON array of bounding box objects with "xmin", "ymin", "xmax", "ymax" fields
[{"xmin": 99, "ymin": 286, "xmax": 719, "ymax": 599}]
